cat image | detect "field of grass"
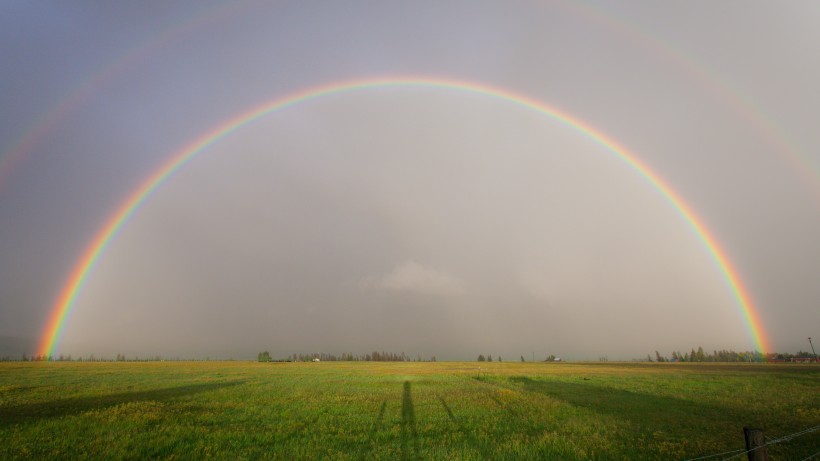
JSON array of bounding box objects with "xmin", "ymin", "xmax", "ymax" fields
[{"xmin": 1, "ymin": 361, "xmax": 817, "ymax": 460}]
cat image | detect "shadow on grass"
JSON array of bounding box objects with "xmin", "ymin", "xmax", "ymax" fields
[
  {"xmin": 400, "ymin": 381, "xmax": 421, "ymax": 461},
  {"xmin": 358, "ymin": 382, "xmax": 421, "ymax": 461},
  {"xmin": 509, "ymin": 376, "xmax": 734, "ymax": 432},
  {"xmin": 373, "ymin": 400, "xmax": 387, "ymax": 433},
  {"xmin": 438, "ymin": 395, "xmax": 498, "ymax": 459},
  {"xmin": 438, "ymin": 396, "xmax": 455, "ymax": 423},
  {"xmin": 0, "ymin": 380, "xmax": 244, "ymax": 427},
  {"xmin": 357, "ymin": 399, "xmax": 387, "ymax": 461}
]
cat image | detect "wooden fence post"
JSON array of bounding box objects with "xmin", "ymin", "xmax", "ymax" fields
[{"xmin": 743, "ymin": 427, "xmax": 768, "ymax": 461}]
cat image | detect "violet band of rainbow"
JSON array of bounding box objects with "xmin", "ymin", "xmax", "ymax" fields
[{"xmin": 38, "ymin": 77, "xmax": 770, "ymax": 357}]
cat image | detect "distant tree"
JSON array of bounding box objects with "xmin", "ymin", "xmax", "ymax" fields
[
  {"xmin": 478, "ymin": 354, "xmax": 486, "ymax": 362},
  {"xmin": 646, "ymin": 354, "xmax": 653, "ymax": 362},
  {"xmin": 696, "ymin": 347, "xmax": 705, "ymax": 362},
  {"xmin": 655, "ymin": 350, "xmax": 664, "ymax": 362},
  {"xmin": 488, "ymin": 355, "xmax": 493, "ymax": 362},
  {"xmin": 546, "ymin": 354, "xmax": 556, "ymax": 362},
  {"xmin": 498, "ymin": 356, "xmax": 502, "ymax": 362},
  {"xmin": 520, "ymin": 355, "xmax": 525, "ymax": 362},
  {"xmin": 258, "ymin": 351, "xmax": 272, "ymax": 362}
]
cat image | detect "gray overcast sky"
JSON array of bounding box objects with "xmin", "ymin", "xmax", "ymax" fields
[{"xmin": 1, "ymin": 1, "xmax": 818, "ymax": 360}]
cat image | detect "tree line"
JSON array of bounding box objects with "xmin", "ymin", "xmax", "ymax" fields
[
  {"xmin": 259, "ymin": 351, "xmax": 437, "ymax": 362},
  {"xmin": 646, "ymin": 348, "xmax": 818, "ymax": 363},
  {"xmin": 3, "ymin": 354, "xmax": 225, "ymax": 362},
  {"xmin": 3, "ymin": 348, "xmax": 815, "ymax": 363},
  {"xmin": 477, "ymin": 354, "xmax": 527, "ymax": 362}
]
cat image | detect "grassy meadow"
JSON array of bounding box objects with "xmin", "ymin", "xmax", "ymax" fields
[{"xmin": 0, "ymin": 361, "xmax": 817, "ymax": 460}]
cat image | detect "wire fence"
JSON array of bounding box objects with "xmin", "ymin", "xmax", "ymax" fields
[
  {"xmin": 684, "ymin": 447, "xmax": 745, "ymax": 460},
  {"xmin": 799, "ymin": 449, "xmax": 820, "ymax": 461},
  {"xmin": 682, "ymin": 424, "xmax": 820, "ymax": 461}
]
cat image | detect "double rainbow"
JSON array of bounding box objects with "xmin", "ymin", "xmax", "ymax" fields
[{"xmin": 38, "ymin": 77, "xmax": 770, "ymax": 357}]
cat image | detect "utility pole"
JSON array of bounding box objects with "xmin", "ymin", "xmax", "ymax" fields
[{"xmin": 809, "ymin": 337, "xmax": 817, "ymax": 362}]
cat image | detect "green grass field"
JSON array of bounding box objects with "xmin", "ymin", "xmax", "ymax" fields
[{"xmin": 1, "ymin": 361, "xmax": 817, "ymax": 460}]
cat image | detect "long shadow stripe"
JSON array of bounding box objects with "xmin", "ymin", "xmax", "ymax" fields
[
  {"xmin": 0, "ymin": 380, "xmax": 244, "ymax": 427},
  {"xmin": 401, "ymin": 381, "xmax": 421, "ymax": 461}
]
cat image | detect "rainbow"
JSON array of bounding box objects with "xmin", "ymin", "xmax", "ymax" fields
[
  {"xmin": 0, "ymin": 1, "xmax": 250, "ymax": 190},
  {"xmin": 38, "ymin": 77, "xmax": 771, "ymax": 357},
  {"xmin": 560, "ymin": 1, "xmax": 820, "ymax": 200},
  {"xmin": 4, "ymin": 4, "xmax": 817, "ymax": 202}
]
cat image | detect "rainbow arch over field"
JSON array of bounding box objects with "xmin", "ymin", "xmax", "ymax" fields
[{"xmin": 38, "ymin": 77, "xmax": 771, "ymax": 357}]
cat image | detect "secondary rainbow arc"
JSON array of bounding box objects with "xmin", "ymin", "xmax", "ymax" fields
[
  {"xmin": 4, "ymin": 4, "xmax": 816, "ymax": 202},
  {"xmin": 0, "ymin": 2, "xmax": 251, "ymax": 190},
  {"xmin": 38, "ymin": 77, "xmax": 771, "ymax": 357}
]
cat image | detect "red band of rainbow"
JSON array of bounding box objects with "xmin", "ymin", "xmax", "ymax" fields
[{"xmin": 38, "ymin": 77, "xmax": 770, "ymax": 357}]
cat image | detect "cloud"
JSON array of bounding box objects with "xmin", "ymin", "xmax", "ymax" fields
[{"xmin": 360, "ymin": 261, "xmax": 465, "ymax": 296}]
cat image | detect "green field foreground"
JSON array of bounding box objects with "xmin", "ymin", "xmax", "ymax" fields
[{"xmin": 1, "ymin": 361, "xmax": 817, "ymax": 460}]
